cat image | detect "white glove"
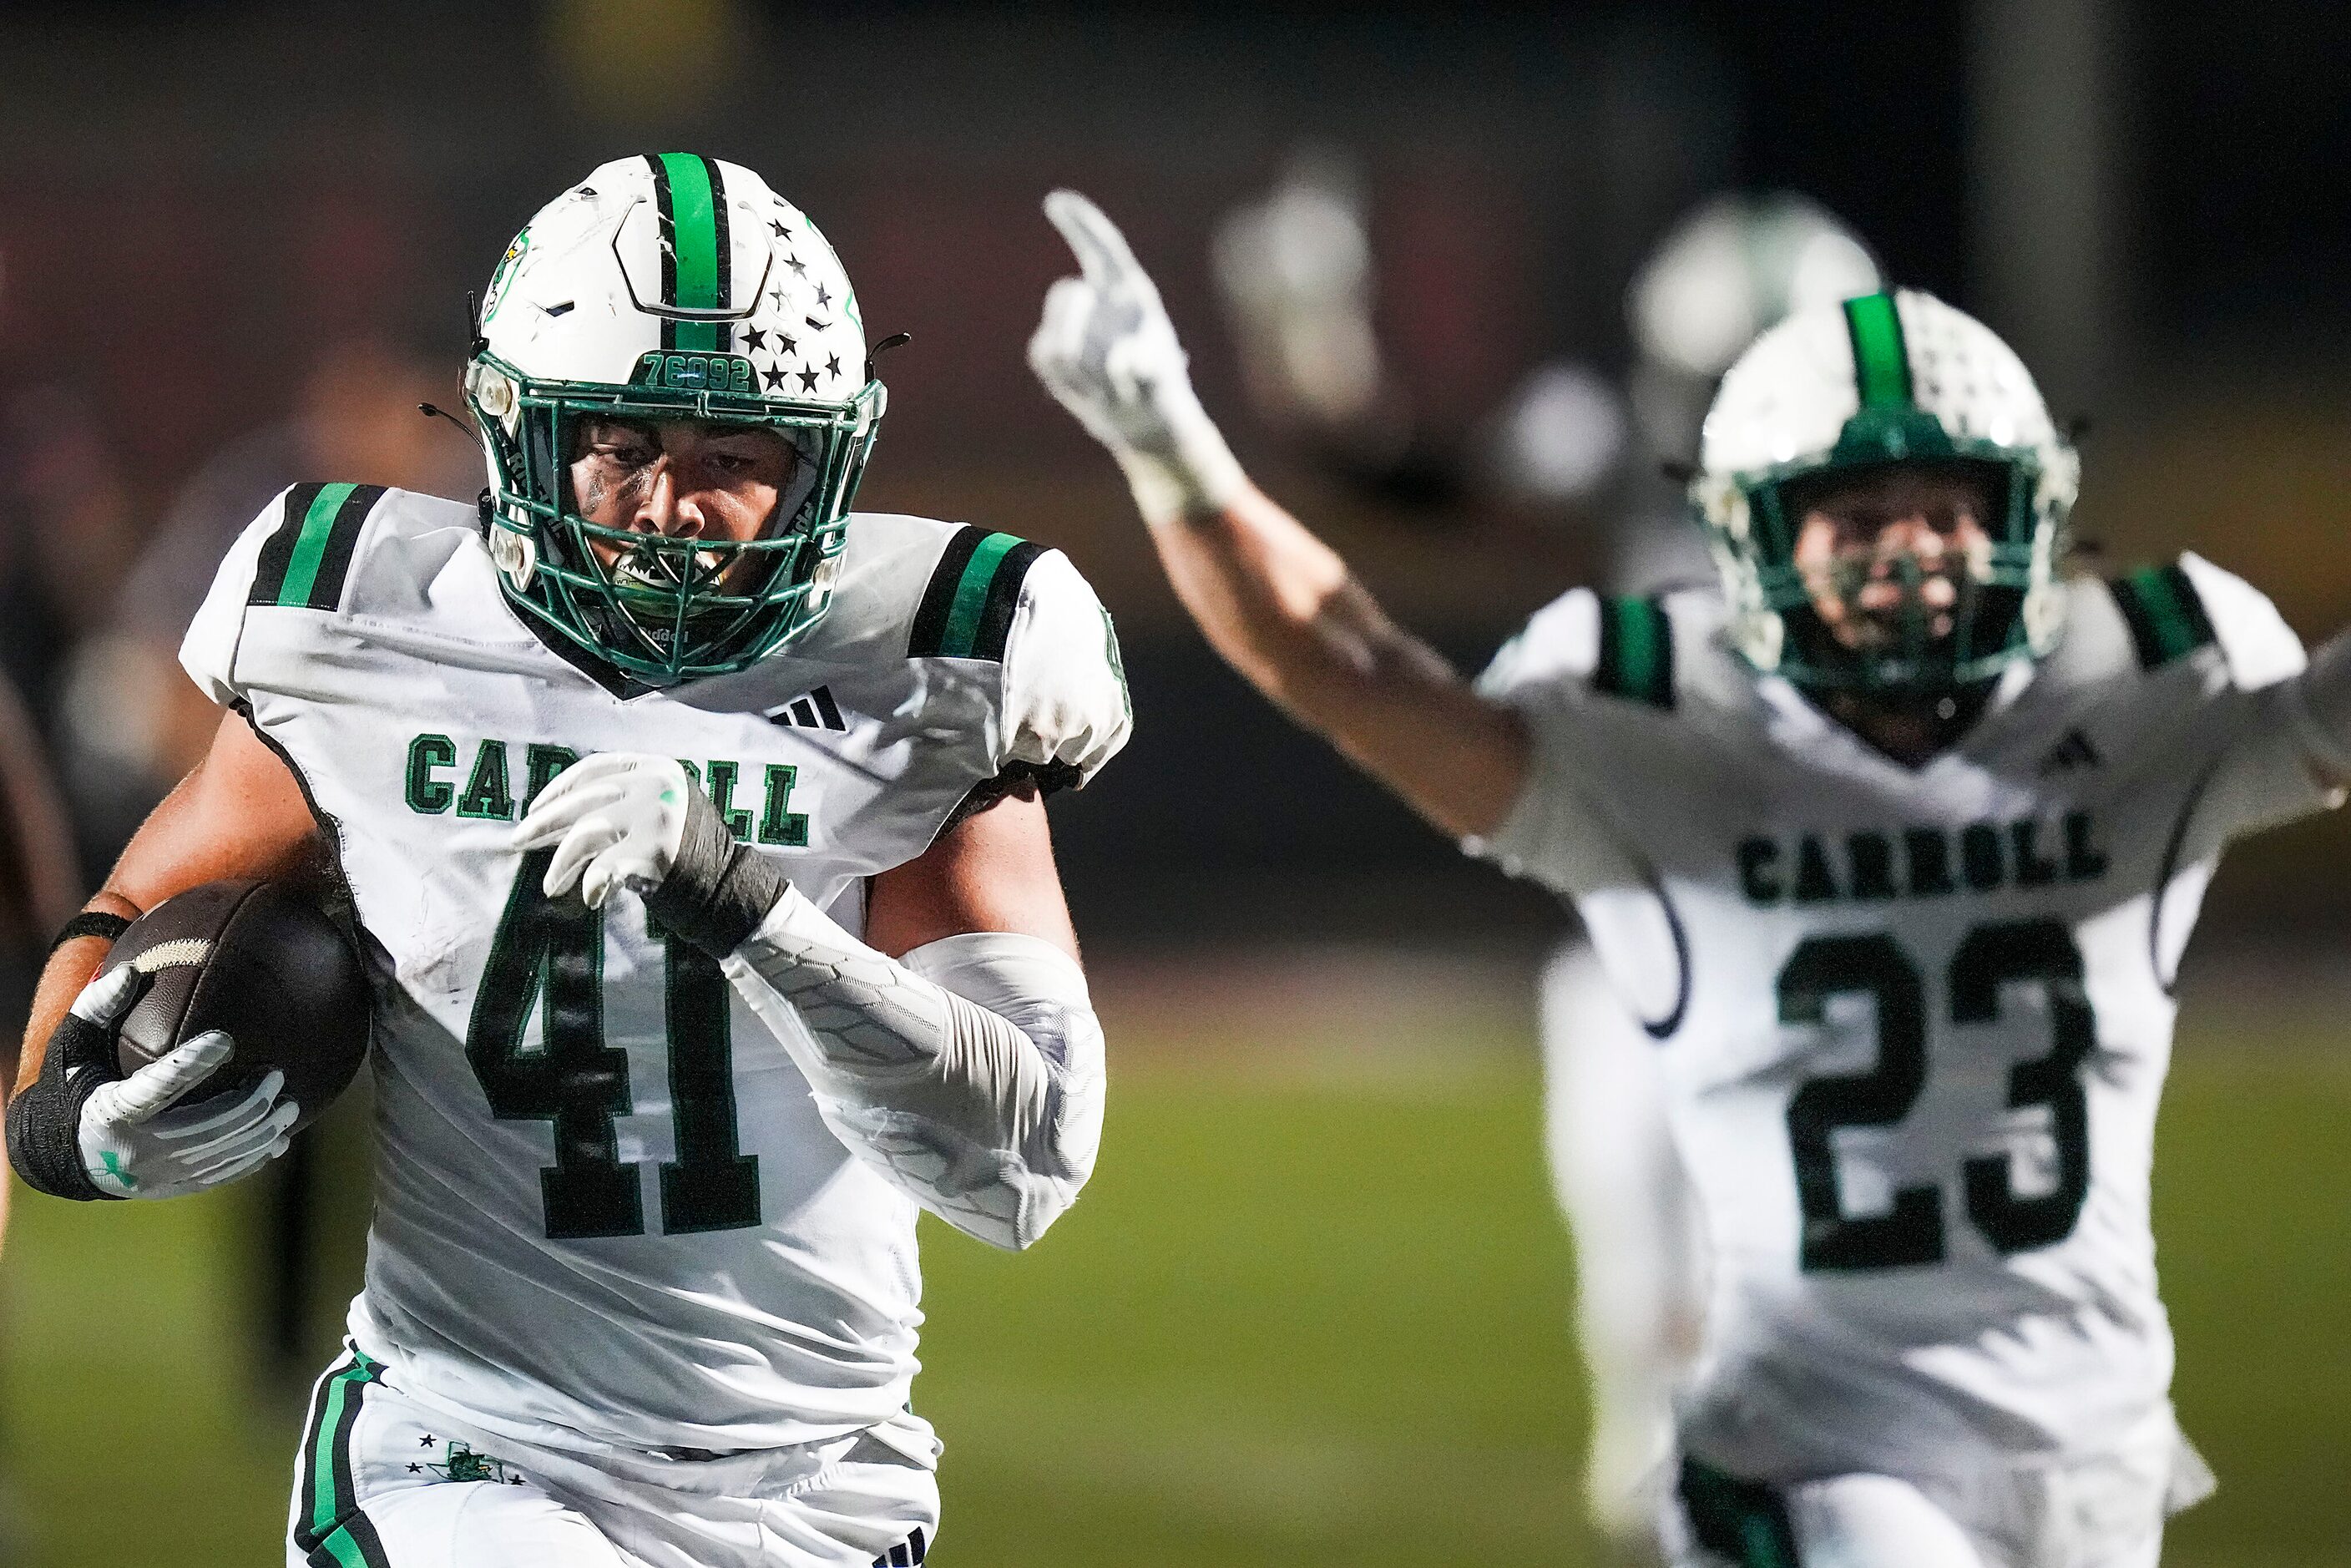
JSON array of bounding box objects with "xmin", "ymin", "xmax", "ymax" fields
[
  {"xmin": 1029, "ymin": 190, "xmax": 1246, "ymax": 525},
  {"xmin": 512, "ymin": 753, "xmax": 791, "ymax": 956},
  {"xmin": 510, "ymin": 753, "xmax": 693, "ymax": 909},
  {"xmin": 73, "ymin": 965, "xmax": 296, "ymax": 1200}
]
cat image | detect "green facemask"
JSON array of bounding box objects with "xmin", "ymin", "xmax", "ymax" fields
[{"xmin": 468, "ymin": 351, "xmax": 884, "ymax": 685}]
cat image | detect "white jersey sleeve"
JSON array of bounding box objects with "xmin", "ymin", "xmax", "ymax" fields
[
  {"xmin": 995, "ymin": 547, "xmax": 1131, "ymax": 788},
  {"xmin": 179, "ymin": 483, "xmax": 306, "ymax": 706},
  {"xmin": 1465, "ymin": 587, "xmax": 1661, "ymax": 899},
  {"xmin": 2169, "ymin": 552, "xmax": 2344, "ymax": 842}
]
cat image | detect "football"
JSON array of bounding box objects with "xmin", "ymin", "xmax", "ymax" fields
[{"xmin": 99, "ymin": 878, "xmax": 372, "ymax": 1134}]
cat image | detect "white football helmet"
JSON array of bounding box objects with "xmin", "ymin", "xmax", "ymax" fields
[
  {"xmin": 464, "ymin": 153, "xmax": 883, "ymax": 683},
  {"xmin": 1691, "ymin": 288, "xmax": 2080, "ymax": 690}
]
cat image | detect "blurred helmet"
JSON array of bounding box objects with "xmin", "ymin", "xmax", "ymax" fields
[
  {"xmin": 1630, "ymin": 192, "xmax": 1883, "ymax": 380},
  {"xmin": 465, "ymin": 153, "xmax": 882, "ymax": 684},
  {"xmin": 1691, "ymin": 288, "xmax": 2080, "ymax": 691}
]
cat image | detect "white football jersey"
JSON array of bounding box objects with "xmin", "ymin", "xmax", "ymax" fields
[
  {"xmin": 1470, "ymin": 557, "xmax": 2338, "ymax": 1480},
  {"xmin": 182, "ymin": 484, "xmax": 1130, "ymax": 1455}
]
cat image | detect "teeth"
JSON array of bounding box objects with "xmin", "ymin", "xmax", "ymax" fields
[{"xmin": 614, "ymin": 549, "xmax": 723, "ymax": 591}]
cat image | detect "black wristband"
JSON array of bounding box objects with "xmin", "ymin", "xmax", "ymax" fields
[
  {"xmin": 5, "ymin": 999, "xmax": 129, "ymax": 1201},
  {"xmin": 51, "ymin": 911, "xmax": 132, "ymax": 953},
  {"xmin": 643, "ymin": 789, "xmax": 791, "ymax": 959}
]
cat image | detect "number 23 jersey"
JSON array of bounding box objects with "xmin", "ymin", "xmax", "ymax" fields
[
  {"xmin": 180, "ymin": 485, "xmax": 1130, "ymax": 1455},
  {"xmin": 1471, "ymin": 557, "xmax": 2338, "ymax": 1478}
]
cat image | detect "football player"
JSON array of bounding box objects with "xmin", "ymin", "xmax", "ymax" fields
[
  {"xmin": 1209, "ymin": 158, "xmax": 1887, "ymax": 1553},
  {"xmin": 7, "ymin": 155, "xmax": 1130, "ymax": 1568},
  {"xmin": 1029, "ymin": 189, "xmax": 2351, "ymax": 1567}
]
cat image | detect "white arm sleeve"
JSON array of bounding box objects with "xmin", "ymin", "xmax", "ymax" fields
[{"xmin": 720, "ymin": 891, "xmax": 1105, "ymax": 1252}]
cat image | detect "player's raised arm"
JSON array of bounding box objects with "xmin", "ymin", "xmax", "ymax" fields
[{"xmin": 1028, "ymin": 190, "xmax": 1529, "ymax": 840}]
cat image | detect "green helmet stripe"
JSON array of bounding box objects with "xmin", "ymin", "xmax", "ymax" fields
[
  {"xmin": 1843, "ymin": 292, "xmax": 1914, "ymax": 409},
  {"xmin": 650, "ymin": 152, "xmax": 727, "ymax": 352}
]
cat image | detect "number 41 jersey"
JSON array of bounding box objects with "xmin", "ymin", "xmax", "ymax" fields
[
  {"xmin": 1470, "ymin": 557, "xmax": 2338, "ymax": 1481},
  {"xmin": 180, "ymin": 485, "xmax": 1130, "ymax": 1455}
]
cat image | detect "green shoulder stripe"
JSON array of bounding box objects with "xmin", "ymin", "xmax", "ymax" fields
[
  {"xmin": 1593, "ymin": 594, "xmax": 1676, "ymax": 710},
  {"xmin": 2108, "ymin": 563, "xmax": 2216, "ymax": 670},
  {"xmin": 908, "ymin": 526, "xmax": 1047, "ymax": 660},
  {"xmin": 249, "ymin": 483, "xmax": 387, "ymax": 611}
]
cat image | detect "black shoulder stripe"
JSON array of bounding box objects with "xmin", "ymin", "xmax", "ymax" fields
[
  {"xmin": 907, "ymin": 524, "xmax": 984, "ymax": 658},
  {"xmin": 248, "ymin": 483, "xmax": 329, "ymax": 606},
  {"xmin": 304, "ymin": 483, "xmax": 387, "ymax": 610},
  {"xmin": 968, "ymin": 539, "xmax": 1047, "ymax": 662},
  {"xmin": 246, "ymin": 483, "xmax": 387, "ymax": 610},
  {"xmin": 2108, "ymin": 564, "xmax": 2216, "ymax": 670},
  {"xmin": 908, "ymin": 526, "xmax": 1045, "ymax": 660},
  {"xmin": 1592, "ymin": 594, "xmax": 1676, "ymax": 710}
]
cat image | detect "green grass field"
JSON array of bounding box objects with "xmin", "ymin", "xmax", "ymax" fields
[{"xmin": 5, "ymin": 1018, "xmax": 2348, "ymax": 1566}]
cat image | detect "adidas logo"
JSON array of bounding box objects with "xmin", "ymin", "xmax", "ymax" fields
[
  {"xmin": 2038, "ymin": 728, "xmax": 2101, "ymax": 776},
  {"xmin": 765, "ymin": 685, "xmax": 847, "ymax": 733}
]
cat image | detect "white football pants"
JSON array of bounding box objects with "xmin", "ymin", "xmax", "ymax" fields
[
  {"xmin": 1663, "ymin": 1404, "xmax": 2206, "ymax": 1568},
  {"xmin": 1539, "ymin": 940, "xmax": 1708, "ymax": 1546},
  {"xmin": 286, "ymin": 1348, "xmax": 938, "ymax": 1568}
]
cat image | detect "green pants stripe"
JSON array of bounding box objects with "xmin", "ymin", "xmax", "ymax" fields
[{"xmin": 294, "ymin": 1353, "xmax": 391, "ymax": 1567}]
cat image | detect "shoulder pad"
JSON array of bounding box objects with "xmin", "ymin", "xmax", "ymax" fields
[
  {"xmin": 774, "ymin": 513, "xmax": 1027, "ymax": 669},
  {"xmin": 1591, "ymin": 594, "xmax": 1676, "ymax": 711},
  {"xmin": 182, "ymin": 481, "xmax": 407, "ymax": 704},
  {"xmin": 1477, "ymin": 587, "xmax": 1676, "ymax": 711},
  {"xmin": 907, "ymin": 524, "xmax": 1049, "ymax": 661},
  {"xmin": 1477, "ymin": 587, "xmax": 1601, "ymax": 701},
  {"xmin": 2104, "ymin": 561, "xmax": 2217, "ymax": 672},
  {"xmin": 245, "ymin": 482, "xmax": 392, "ymax": 612},
  {"xmin": 2177, "ymin": 551, "xmax": 2308, "ymax": 688},
  {"xmin": 998, "ymin": 548, "xmax": 1131, "ymax": 789},
  {"xmin": 2102, "ymin": 554, "xmax": 2306, "ymax": 689}
]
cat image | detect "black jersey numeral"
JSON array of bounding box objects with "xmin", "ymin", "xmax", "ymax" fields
[
  {"xmin": 1950, "ymin": 919, "xmax": 2094, "ymax": 1253},
  {"xmin": 1778, "ymin": 921, "xmax": 2094, "ymax": 1272},
  {"xmin": 466, "ymin": 852, "xmax": 761, "ymax": 1239},
  {"xmin": 654, "ymin": 935, "xmax": 763, "ymax": 1232},
  {"xmin": 1782, "ymin": 933, "xmax": 1943, "ymax": 1270}
]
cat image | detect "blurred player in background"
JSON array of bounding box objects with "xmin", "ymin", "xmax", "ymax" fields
[
  {"xmin": 11, "ymin": 154, "xmax": 1130, "ymax": 1568},
  {"xmin": 1033, "ymin": 190, "xmax": 2351, "ymax": 1567},
  {"xmin": 1211, "ymin": 157, "xmax": 1882, "ymax": 1553},
  {"xmin": 75, "ymin": 335, "xmax": 476, "ymax": 807}
]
